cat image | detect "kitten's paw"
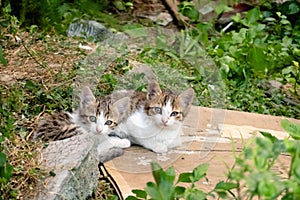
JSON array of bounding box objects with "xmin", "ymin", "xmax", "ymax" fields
[
  {"xmin": 107, "ymin": 136, "xmax": 131, "ymax": 148},
  {"xmin": 119, "ymin": 138, "xmax": 131, "ymax": 148},
  {"xmin": 152, "ymin": 145, "xmax": 168, "ymax": 154}
]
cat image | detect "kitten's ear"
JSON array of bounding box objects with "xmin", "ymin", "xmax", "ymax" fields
[
  {"xmin": 80, "ymin": 86, "xmax": 96, "ymax": 108},
  {"xmin": 147, "ymin": 80, "xmax": 162, "ymax": 100},
  {"xmin": 178, "ymin": 88, "xmax": 194, "ymax": 115},
  {"xmin": 112, "ymin": 97, "xmax": 130, "ymax": 120}
]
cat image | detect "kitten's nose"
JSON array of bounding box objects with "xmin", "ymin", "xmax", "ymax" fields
[
  {"xmin": 162, "ymin": 118, "xmax": 169, "ymax": 126},
  {"xmin": 96, "ymin": 125, "xmax": 103, "ymax": 134}
]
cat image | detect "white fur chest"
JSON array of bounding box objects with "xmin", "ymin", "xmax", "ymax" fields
[{"xmin": 119, "ymin": 109, "xmax": 183, "ymax": 153}]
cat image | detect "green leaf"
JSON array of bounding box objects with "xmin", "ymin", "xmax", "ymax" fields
[
  {"xmin": 246, "ymin": 7, "xmax": 260, "ymax": 26},
  {"xmin": 113, "ymin": 0, "xmax": 126, "ymax": 11},
  {"xmin": 25, "ymin": 80, "xmax": 37, "ymax": 90},
  {"xmin": 151, "ymin": 162, "xmax": 163, "ymax": 185},
  {"xmin": 185, "ymin": 188, "xmax": 207, "ymax": 200},
  {"xmin": 158, "ymin": 178, "xmax": 175, "ymax": 200},
  {"xmin": 285, "ymin": 2, "xmax": 300, "ymax": 15},
  {"xmin": 272, "ymin": 140, "xmax": 286, "ymax": 159},
  {"xmin": 0, "ymin": 152, "xmax": 7, "ymax": 166},
  {"xmin": 177, "ymin": 164, "xmax": 208, "ymax": 183},
  {"xmin": 177, "ymin": 172, "xmax": 193, "ymax": 183},
  {"xmin": 231, "ymin": 13, "xmax": 241, "ymax": 23},
  {"xmin": 292, "ymin": 156, "xmax": 300, "ymax": 181},
  {"xmin": 258, "ymin": 180, "xmax": 280, "ymax": 199},
  {"xmin": 132, "ymin": 189, "xmax": 147, "ymax": 199},
  {"xmin": 125, "ymin": 196, "xmax": 139, "ymax": 200},
  {"xmin": 107, "ymin": 195, "xmax": 118, "ymax": 200},
  {"xmin": 284, "ymin": 139, "xmax": 299, "ymax": 154},
  {"xmin": 145, "ymin": 182, "xmax": 161, "ymax": 200},
  {"xmin": 281, "ymin": 119, "xmax": 300, "ymax": 140},
  {"xmin": 192, "ymin": 163, "xmax": 209, "ymax": 182},
  {"xmin": 1, "ymin": 162, "xmax": 13, "ymax": 181},
  {"xmin": 282, "ymin": 193, "xmax": 294, "ymax": 200},
  {"xmin": 49, "ymin": 171, "xmax": 56, "ymax": 177},
  {"xmin": 164, "ymin": 166, "xmax": 176, "ymax": 185},
  {"xmin": 183, "ymin": 7, "xmax": 199, "ymax": 21},
  {"xmin": 260, "ymin": 131, "xmax": 278, "ymax": 143},
  {"xmin": 174, "ymin": 186, "xmax": 185, "ymax": 196},
  {"xmin": 214, "ymin": 181, "xmax": 238, "ymax": 191},
  {"xmin": 215, "ymin": 3, "xmax": 233, "ymax": 15},
  {"xmin": 248, "ymin": 46, "xmax": 268, "ymax": 73},
  {"xmin": 0, "ymin": 46, "xmax": 7, "ymax": 66},
  {"xmin": 282, "ymin": 66, "xmax": 295, "ymax": 75},
  {"xmin": 254, "ymin": 156, "xmax": 267, "ymax": 170}
]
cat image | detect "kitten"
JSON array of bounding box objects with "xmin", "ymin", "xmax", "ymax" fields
[
  {"xmin": 116, "ymin": 81, "xmax": 194, "ymax": 153},
  {"xmin": 33, "ymin": 86, "xmax": 131, "ymax": 162}
]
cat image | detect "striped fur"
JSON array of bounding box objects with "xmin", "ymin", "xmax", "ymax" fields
[
  {"xmin": 33, "ymin": 87, "xmax": 130, "ymax": 142},
  {"xmin": 33, "ymin": 112, "xmax": 81, "ymax": 141}
]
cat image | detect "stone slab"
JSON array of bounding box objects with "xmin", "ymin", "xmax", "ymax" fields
[
  {"xmin": 34, "ymin": 133, "xmax": 101, "ymax": 200},
  {"xmin": 105, "ymin": 106, "xmax": 300, "ymax": 198}
]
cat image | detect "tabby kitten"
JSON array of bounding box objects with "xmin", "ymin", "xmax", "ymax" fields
[
  {"xmin": 116, "ymin": 81, "xmax": 194, "ymax": 153},
  {"xmin": 33, "ymin": 86, "xmax": 131, "ymax": 162},
  {"xmin": 33, "ymin": 86, "xmax": 129, "ymax": 141}
]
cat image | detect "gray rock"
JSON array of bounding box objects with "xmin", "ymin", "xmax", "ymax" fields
[
  {"xmin": 139, "ymin": 12, "xmax": 173, "ymax": 26},
  {"xmin": 268, "ymin": 80, "xmax": 283, "ymax": 90},
  {"xmin": 34, "ymin": 133, "xmax": 101, "ymax": 200},
  {"xmin": 67, "ymin": 19, "xmax": 113, "ymax": 42}
]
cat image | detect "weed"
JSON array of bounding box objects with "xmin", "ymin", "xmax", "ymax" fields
[
  {"xmin": 1, "ymin": 136, "xmax": 46, "ymax": 199},
  {"xmin": 91, "ymin": 180, "xmax": 119, "ymax": 200},
  {"xmin": 176, "ymin": 1, "xmax": 300, "ymax": 118}
]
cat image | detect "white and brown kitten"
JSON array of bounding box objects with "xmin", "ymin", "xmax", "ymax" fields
[
  {"xmin": 33, "ymin": 86, "xmax": 131, "ymax": 162},
  {"xmin": 116, "ymin": 81, "xmax": 194, "ymax": 153}
]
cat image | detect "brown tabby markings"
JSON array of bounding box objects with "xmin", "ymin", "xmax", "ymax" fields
[
  {"xmin": 34, "ymin": 112, "xmax": 81, "ymax": 141},
  {"xmin": 146, "ymin": 91, "xmax": 184, "ymax": 122},
  {"xmin": 33, "ymin": 87, "xmax": 130, "ymax": 142},
  {"xmin": 116, "ymin": 81, "xmax": 193, "ymax": 122},
  {"xmin": 96, "ymin": 95, "xmax": 118, "ymax": 128}
]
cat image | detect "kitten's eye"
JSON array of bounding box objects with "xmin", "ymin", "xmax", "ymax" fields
[
  {"xmin": 154, "ymin": 107, "xmax": 162, "ymax": 114},
  {"xmin": 170, "ymin": 112, "xmax": 179, "ymax": 117},
  {"xmin": 89, "ymin": 116, "xmax": 97, "ymax": 122},
  {"xmin": 105, "ymin": 120, "xmax": 113, "ymax": 125}
]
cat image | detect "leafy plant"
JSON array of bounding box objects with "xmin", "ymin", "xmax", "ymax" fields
[
  {"xmin": 0, "ymin": 46, "xmax": 7, "ymax": 66},
  {"xmin": 0, "ymin": 152, "xmax": 13, "ymax": 199},
  {"xmin": 282, "ymin": 61, "xmax": 300, "ymax": 95},
  {"xmin": 176, "ymin": 1, "xmax": 300, "ymax": 118},
  {"xmin": 127, "ymin": 120, "xmax": 300, "ymax": 199},
  {"xmin": 178, "ymin": 1, "xmax": 199, "ymax": 22},
  {"xmin": 224, "ymin": 119, "xmax": 300, "ymax": 199},
  {"xmin": 127, "ymin": 162, "xmax": 210, "ymax": 200}
]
